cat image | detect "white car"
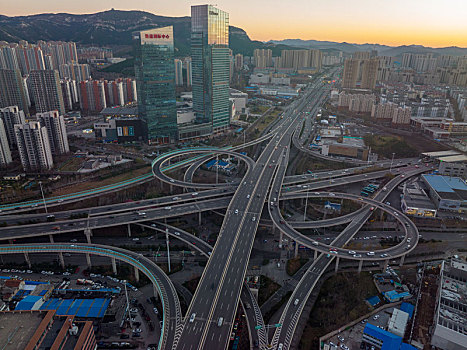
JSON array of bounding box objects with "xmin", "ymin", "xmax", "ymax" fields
[
  {"xmin": 234, "ymin": 209, "xmax": 239, "ymax": 214},
  {"xmin": 189, "ymin": 313, "xmax": 196, "ymax": 323}
]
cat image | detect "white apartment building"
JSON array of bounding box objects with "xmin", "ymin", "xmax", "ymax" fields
[{"xmin": 14, "ymin": 121, "xmax": 53, "ymax": 171}]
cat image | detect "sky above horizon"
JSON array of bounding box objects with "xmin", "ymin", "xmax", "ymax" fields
[{"xmin": 2, "ymin": 0, "xmax": 467, "ymax": 48}]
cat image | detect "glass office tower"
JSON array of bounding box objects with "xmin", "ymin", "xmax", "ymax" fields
[
  {"xmin": 191, "ymin": 5, "xmax": 230, "ymax": 133},
  {"xmin": 133, "ymin": 27, "xmax": 177, "ymax": 143}
]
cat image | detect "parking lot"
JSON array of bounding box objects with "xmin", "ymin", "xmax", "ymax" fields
[{"xmin": 325, "ymin": 307, "xmax": 395, "ymax": 350}]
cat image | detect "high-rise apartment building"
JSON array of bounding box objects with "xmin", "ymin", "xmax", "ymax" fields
[
  {"xmin": 29, "ymin": 70, "xmax": 65, "ymax": 115},
  {"xmin": 0, "ymin": 119, "xmax": 12, "ymax": 167},
  {"xmin": 254, "ymin": 49, "xmax": 272, "ymax": 68},
  {"xmin": 14, "ymin": 121, "xmax": 54, "ymax": 171},
  {"xmin": 235, "ymin": 53, "xmax": 244, "ymax": 71},
  {"xmin": 0, "ymin": 106, "xmax": 26, "ymax": 148},
  {"xmin": 174, "ymin": 59, "xmax": 184, "ymax": 86},
  {"xmin": 134, "ymin": 27, "xmax": 178, "ymax": 142},
  {"xmin": 0, "ymin": 45, "xmax": 20, "ymax": 71},
  {"xmin": 58, "ymin": 63, "xmax": 91, "ymax": 81},
  {"xmin": 78, "ymin": 80, "xmax": 107, "ymax": 114},
  {"xmin": 60, "ymin": 79, "xmax": 78, "ymax": 111},
  {"xmin": 184, "ymin": 58, "xmax": 192, "ymax": 87},
  {"xmin": 0, "ymin": 69, "xmax": 29, "ymax": 115},
  {"xmin": 361, "ymin": 58, "xmax": 379, "ymax": 89},
  {"xmin": 191, "ymin": 4, "xmax": 230, "ymax": 133},
  {"xmin": 342, "ymin": 58, "xmax": 360, "ymax": 88},
  {"xmin": 37, "ymin": 111, "xmax": 69, "ymax": 155},
  {"xmin": 353, "ymin": 51, "xmax": 372, "ymax": 60},
  {"xmin": 279, "ymin": 49, "xmax": 322, "ymax": 71}
]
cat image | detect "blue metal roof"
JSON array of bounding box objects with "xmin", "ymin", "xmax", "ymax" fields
[
  {"xmin": 366, "ymin": 295, "xmax": 381, "ymax": 306},
  {"xmin": 399, "ymin": 343, "xmax": 418, "ymax": 350},
  {"xmin": 15, "ymin": 295, "xmax": 42, "ymax": 310},
  {"xmin": 422, "ymin": 174, "xmax": 467, "ymax": 193},
  {"xmin": 206, "ymin": 159, "xmax": 217, "ymax": 168},
  {"xmin": 40, "ymin": 298, "xmax": 110, "ymax": 318},
  {"xmin": 400, "ymin": 302, "xmax": 414, "ymax": 319},
  {"xmin": 364, "ymin": 323, "xmax": 402, "ymax": 350}
]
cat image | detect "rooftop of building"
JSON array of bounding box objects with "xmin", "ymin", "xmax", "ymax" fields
[
  {"xmin": 422, "ymin": 174, "xmax": 467, "ymax": 201},
  {"xmin": 436, "ymin": 259, "xmax": 467, "ymax": 337},
  {"xmin": 0, "ymin": 310, "xmax": 53, "ymax": 350},
  {"xmin": 99, "ymin": 106, "xmax": 138, "ymax": 117},
  {"xmin": 439, "ymin": 154, "xmax": 467, "ymax": 163}
]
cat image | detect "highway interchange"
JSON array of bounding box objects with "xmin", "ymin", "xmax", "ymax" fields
[{"xmin": 0, "ymin": 69, "xmax": 430, "ymax": 350}]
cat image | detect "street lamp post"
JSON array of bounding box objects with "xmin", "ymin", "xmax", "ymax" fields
[
  {"xmin": 390, "ymin": 152, "xmax": 395, "ymax": 171},
  {"xmin": 123, "ymin": 280, "xmax": 132, "ymax": 329},
  {"xmin": 39, "ymin": 181, "xmax": 48, "ymax": 213},
  {"xmin": 166, "ymin": 228, "xmax": 171, "ymax": 273}
]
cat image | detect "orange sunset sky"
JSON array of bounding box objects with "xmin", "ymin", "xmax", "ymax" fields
[{"xmin": 2, "ymin": 0, "xmax": 467, "ymax": 47}]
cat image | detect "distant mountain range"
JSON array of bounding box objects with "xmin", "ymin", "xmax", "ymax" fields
[
  {"xmin": 1, "ymin": 10, "xmax": 465, "ymax": 58},
  {"xmin": 0, "ymin": 9, "xmax": 294, "ymax": 57},
  {"xmin": 268, "ymin": 39, "xmax": 467, "ymax": 57}
]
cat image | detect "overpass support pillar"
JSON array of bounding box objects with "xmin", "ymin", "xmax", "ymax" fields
[
  {"xmin": 358, "ymin": 260, "xmax": 363, "ymax": 273},
  {"xmin": 127, "ymin": 224, "xmax": 131, "ymax": 237},
  {"xmin": 278, "ymin": 229, "xmax": 283, "ymax": 248},
  {"xmin": 58, "ymin": 253, "xmax": 65, "ymax": 269},
  {"xmin": 382, "ymin": 259, "xmax": 389, "ymax": 271},
  {"xmin": 24, "ymin": 252, "xmax": 31, "ymax": 269},
  {"xmin": 198, "ymin": 212, "xmax": 202, "ymax": 226},
  {"xmin": 335, "ymin": 257, "xmax": 340, "ymax": 273},
  {"xmin": 294, "ymin": 242, "xmax": 298, "ymax": 258},
  {"xmin": 111, "ymin": 257, "xmax": 117, "ymax": 275},
  {"xmin": 49, "ymin": 234, "xmax": 54, "ymax": 243},
  {"xmin": 84, "ymin": 228, "xmax": 92, "ymax": 244},
  {"xmin": 399, "ymin": 255, "xmax": 405, "ymax": 266},
  {"xmin": 314, "ymin": 250, "xmax": 318, "ymax": 260},
  {"xmin": 134, "ymin": 266, "xmax": 140, "ymax": 282},
  {"xmin": 85, "ymin": 253, "xmax": 92, "ymax": 268}
]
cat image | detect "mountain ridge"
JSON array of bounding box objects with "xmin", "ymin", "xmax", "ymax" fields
[
  {"xmin": 1, "ymin": 10, "xmax": 466, "ymax": 57},
  {"xmin": 268, "ymin": 39, "xmax": 467, "ymax": 56}
]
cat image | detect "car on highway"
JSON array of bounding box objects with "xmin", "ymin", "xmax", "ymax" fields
[
  {"xmin": 312, "ymin": 241, "xmax": 318, "ymax": 246},
  {"xmin": 294, "ymin": 298, "xmax": 299, "ymax": 306},
  {"xmin": 52, "ymin": 226, "xmax": 60, "ymax": 230},
  {"xmin": 348, "ymin": 250, "xmax": 356, "ymax": 255},
  {"xmin": 380, "ymin": 253, "xmax": 389, "ymax": 258},
  {"xmin": 174, "ymin": 231, "xmax": 180, "ymax": 236},
  {"xmin": 170, "ymin": 179, "xmax": 175, "ymax": 183},
  {"xmin": 189, "ymin": 313, "xmax": 196, "ymax": 323},
  {"xmin": 252, "ymin": 217, "xmax": 256, "ymax": 222},
  {"xmin": 191, "ymin": 192, "xmax": 199, "ymax": 197},
  {"xmin": 367, "ymin": 251, "xmax": 375, "ymax": 256},
  {"xmin": 353, "ymin": 254, "xmax": 362, "ymax": 258},
  {"xmin": 234, "ymin": 209, "xmax": 239, "ymax": 214}
]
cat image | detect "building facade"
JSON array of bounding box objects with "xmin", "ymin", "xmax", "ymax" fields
[
  {"xmin": 0, "ymin": 119, "xmax": 12, "ymax": 167},
  {"xmin": 29, "ymin": 70, "xmax": 65, "ymax": 115},
  {"xmin": 14, "ymin": 121, "xmax": 54, "ymax": 171},
  {"xmin": 174, "ymin": 58, "xmax": 184, "ymax": 86},
  {"xmin": 191, "ymin": 5, "xmax": 231, "ymax": 133},
  {"xmin": 0, "ymin": 105, "xmax": 26, "ymax": 148},
  {"xmin": 0, "ymin": 69, "xmax": 29, "ymax": 115},
  {"xmin": 37, "ymin": 111, "xmax": 69, "ymax": 155},
  {"xmin": 134, "ymin": 26, "xmax": 178, "ymax": 143}
]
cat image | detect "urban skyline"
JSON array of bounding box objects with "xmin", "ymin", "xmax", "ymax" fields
[{"xmin": 2, "ymin": 0, "xmax": 467, "ymax": 48}]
